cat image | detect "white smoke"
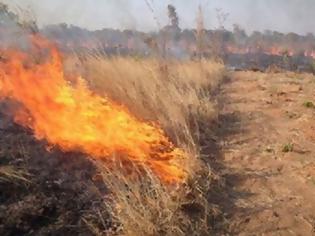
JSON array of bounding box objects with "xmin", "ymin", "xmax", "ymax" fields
[{"xmin": 1, "ymin": 0, "xmax": 315, "ymax": 35}]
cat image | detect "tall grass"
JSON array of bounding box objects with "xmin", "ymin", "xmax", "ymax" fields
[
  {"xmin": 1, "ymin": 2, "xmax": 225, "ymax": 235},
  {"xmin": 67, "ymin": 57, "xmax": 223, "ymax": 148},
  {"xmin": 65, "ymin": 56, "xmax": 224, "ymax": 235}
]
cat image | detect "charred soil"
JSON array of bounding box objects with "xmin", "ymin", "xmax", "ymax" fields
[{"xmin": 0, "ymin": 112, "xmax": 111, "ymax": 236}]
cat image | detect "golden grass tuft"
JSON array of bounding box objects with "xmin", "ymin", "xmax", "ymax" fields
[
  {"xmin": 65, "ymin": 55, "xmax": 225, "ymax": 235},
  {"xmin": 68, "ymin": 57, "xmax": 223, "ymax": 147},
  {"xmin": 0, "ymin": 165, "xmax": 31, "ymax": 183}
]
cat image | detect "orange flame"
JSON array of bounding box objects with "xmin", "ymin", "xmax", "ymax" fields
[
  {"xmin": 225, "ymin": 45, "xmax": 297, "ymax": 57},
  {"xmin": 0, "ymin": 36, "xmax": 187, "ymax": 183}
]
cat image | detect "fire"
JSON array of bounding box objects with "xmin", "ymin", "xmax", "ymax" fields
[
  {"xmin": 225, "ymin": 45, "xmax": 300, "ymax": 57},
  {"xmin": 0, "ymin": 36, "xmax": 187, "ymax": 183}
]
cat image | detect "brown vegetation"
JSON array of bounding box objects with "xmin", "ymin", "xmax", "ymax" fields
[
  {"xmin": 70, "ymin": 56, "xmax": 225, "ymax": 235},
  {"xmin": 1, "ymin": 52, "xmax": 225, "ymax": 235}
]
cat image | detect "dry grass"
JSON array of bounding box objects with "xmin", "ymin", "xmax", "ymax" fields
[
  {"xmin": 67, "ymin": 57, "xmax": 223, "ymax": 149},
  {"xmin": 0, "ymin": 135, "xmax": 31, "ymax": 184},
  {"xmin": 97, "ymin": 161, "xmax": 187, "ymax": 236},
  {"xmin": 0, "ymin": 165, "xmax": 31, "ymax": 183},
  {"xmin": 94, "ymin": 157, "xmax": 215, "ymax": 236},
  {"xmin": 65, "ymin": 56, "xmax": 225, "ymax": 235}
]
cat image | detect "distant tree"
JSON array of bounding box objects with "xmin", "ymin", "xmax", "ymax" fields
[
  {"xmin": 167, "ymin": 4, "xmax": 179, "ymax": 29},
  {"xmin": 306, "ymin": 33, "xmax": 315, "ymax": 41},
  {"xmin": 181, "ymin": 29, "xmax": 195, "ymax": 42},
  {"xmin": 195, "ymin": 5, "xmax": 206, "ymax": 59},
  {"xmin": 249, "ymin": 31, "xmax": 263, "ymax": 46},
  {"xmin": 233, "ymin": 24, "xmax": 247, "ymax": 45},
  {"xmin": 264, "ymin": 30, "xmax": 272, "ymax": 36},
  {"xmin": 215, "ymin": 8, "xmax": 229, "ymax": 30},
  {"xmin": 285, "ymin": 32, "xmax": 300, "ymax": 43},
  {"xmin": 208, "ymin": 9, "xmax": 229, "ymax": 61},
  {"xmin": 161, "ymin": 4, "xmax": 181, "ymax": 46}
]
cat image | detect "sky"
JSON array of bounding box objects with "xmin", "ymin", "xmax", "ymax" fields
[{"xmin": 2, "ymin": 0, "xmax": 315, "ymax": 35}]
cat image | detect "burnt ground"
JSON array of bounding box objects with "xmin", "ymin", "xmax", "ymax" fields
[
  {"xmin": 211, "ymin": 71, "xmax": 315, "ymax": 235},
  {"xmin": 0, "ymin": 113, "xmax": 111, "ymax": 236}
]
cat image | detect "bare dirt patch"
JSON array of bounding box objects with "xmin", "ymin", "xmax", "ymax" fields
[{"xmin": 216, "ymin": 71, "xmax": 315, "ymax": 235}]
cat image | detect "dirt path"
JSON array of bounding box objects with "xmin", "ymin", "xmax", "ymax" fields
[{"xmin": 217, "ymin": 71, "xmax": 315, "ymax": 235}]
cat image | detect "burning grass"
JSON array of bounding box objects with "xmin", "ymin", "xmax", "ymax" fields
[
  {"xmin": 69, "ymin": 56, "xmax": 225, "ymax": 235},
  {"xmin": 71, "ymin": 56, "xmax": 223, "ymax": 147},
  {"xmin": 0, "ymin": 36, "xmax": 192, "ymax": 183},
  {"xmin": 0, "ymin": 35, "xmax": 224, "ymax": 235}
]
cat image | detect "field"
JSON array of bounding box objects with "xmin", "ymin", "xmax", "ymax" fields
[
  {"xmin": 0, "ymin": 55, "xmax": 226, "ymax": 235},
  {"xmin": 216, "ymin": 71, "xmax": 315, "ymax": 235},
  {"xmin": 2, "ymin": 48, "xmax": 315, "ymax": 235},
  {"xmin": 1, "ymin": 4, "xmax": 315, "ymax": 235}
]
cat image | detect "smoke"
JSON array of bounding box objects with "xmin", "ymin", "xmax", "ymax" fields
[
  {"xmin": 107, "ymin": 0, "xmax": 138, "ymax": 30},
  {"xmin": 0, "ymin": 3, "xmax": 35, "ymax": 49},
  {"xmin": 207, "ymin": 0, "xmax": 315, "ymax": 35},
  {"xmin": 1, "ymin": 0, "xmax": 315, "ymax": 35}
]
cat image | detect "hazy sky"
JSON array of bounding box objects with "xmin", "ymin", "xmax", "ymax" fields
[{"xmin": 2, "ymin": 0, "xmax": 315, "ymax": 35}]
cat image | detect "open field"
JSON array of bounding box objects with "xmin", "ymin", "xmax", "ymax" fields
[
  {"xmin": 1, "ymin": 2, "xmax": 315, "ymax": 235},
  {"xmin": 2, "ymin": 50, "xmax": 315, "ymax": 235},
  {"xmin": 3, "ymin": 50, "xmax": 315, "ymax": 235},
  {"xmin": 214, "ymin": 71, "xmax": 315, "ymax": 235}
]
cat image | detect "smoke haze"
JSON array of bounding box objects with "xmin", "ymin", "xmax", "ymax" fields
[{"xmin": 2, "ymin": 0, "xmax": 315, "ymax": 35}]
